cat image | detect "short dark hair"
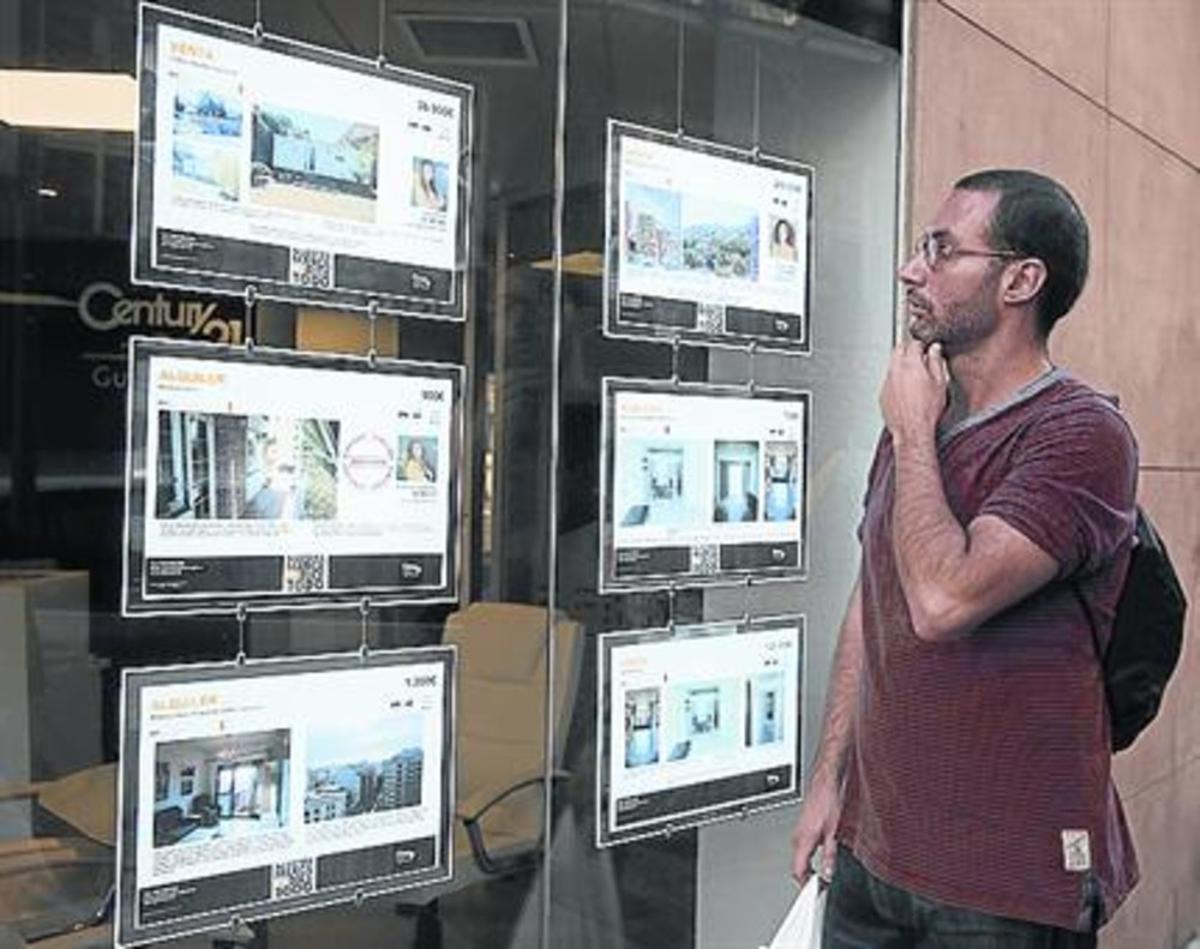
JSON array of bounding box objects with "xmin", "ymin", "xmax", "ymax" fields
[{"xmin": 954, "ymin": 169, "xmax": 1089, "ymax": 337}]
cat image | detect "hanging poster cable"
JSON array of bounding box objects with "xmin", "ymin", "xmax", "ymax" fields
[
  {"xmin": 243, "ymin": 284, "xmax": 257, "ymax": 350},
  {"xmin": 674, "ymin": 0, "xmax": 686, "ymax": 136},
  {"xmin": 235, "ymin": 602, "xmax": 248, "ymax": 665},
  {"xmin": 376, "ymin": 0, "xmax": 388, "ymax": 68},
  {"xmin": 215, "ymin": 914, "xmax": 253, "ymax": 949},
  {"xmin": 358, "ymin": 597, "xmax": 372, "ymax": 660},
  {"xmin": 751, "ymin": 44, "xmax": 762, "ymax": 157},
  {"xmin": 367, "ymin": 299, "xmax": 380, "ymax": 366}
]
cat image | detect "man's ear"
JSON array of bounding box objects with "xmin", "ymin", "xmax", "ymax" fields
[{"xmin": 1001, "ymin": 258, "xmax": 1047, "ymax": 307}]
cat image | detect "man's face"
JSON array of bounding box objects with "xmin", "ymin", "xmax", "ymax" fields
[{"xmin": 898, "ymin": 188, "xmax": 1007, "ymax": 352}]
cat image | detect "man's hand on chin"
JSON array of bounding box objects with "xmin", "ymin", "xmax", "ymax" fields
[{"xmin": 880, "ymin": 338, "xmax": 950, "ymax": 445}]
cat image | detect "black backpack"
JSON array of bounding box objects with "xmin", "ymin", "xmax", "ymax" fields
[{"xmin": 1076, "ymin": 507, "xmax": 1188, "ymax": 752}]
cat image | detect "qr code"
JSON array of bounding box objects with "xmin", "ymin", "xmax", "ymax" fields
[
  {"xmin": 290, "ymin": 247, "xmax": 333, "ymax": 289},
  {"xmin": 690, "ymin": 544, "xmax": 720, "ymax": 575},
  {"xmin": 285, "ymin": 555, "xmax": 326, "ymax": 593},
  {"xmin": 272, "ymin": 858, "xmax": 315, "ymax": 900},
  {"xmin": 695, "ymin": 303, "xmax": 726, "ymax": 335}
]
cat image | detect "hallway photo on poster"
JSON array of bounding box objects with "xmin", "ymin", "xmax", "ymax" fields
[
  {"xmin": 624, "ymin": 688, "xmax": 662, "ymax": 769},
  {"xmin": 762, "ymin": 441, "xmax": 800, "ymax": 523},
  {"xmin": 155, "ymin": 412, "xmax": 339, "ymax": 521},
  {"xmin": 712, "ymin": 440, "xmax": 760, "ymax": 523}
]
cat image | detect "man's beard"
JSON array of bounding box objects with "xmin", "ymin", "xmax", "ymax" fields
[{"xmin": 908, "ymin": 280, "xmax": 999, "ymax": 352}]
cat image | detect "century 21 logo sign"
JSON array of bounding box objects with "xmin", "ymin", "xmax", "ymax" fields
[{"xmin": 77, "ymin": 282, "xmax": 243, "ymax": 343}]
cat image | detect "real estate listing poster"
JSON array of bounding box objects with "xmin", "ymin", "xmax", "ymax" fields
[
  {"xmin": 133, "ymin": 4, "xmax": 472, "ymax": 320},
  {"xmin": 115, "ymin": 648, "xmax": 454, "ymax": 947},
  {"xmin": 599, "ymin": 378, "xmax": 810, "ymax": 592},
  {"xmin": 605, "ymin": 120, "xmax": 813, "ymax": 351},
  {"xmin": 596, "ymin": 618, "xmax": 804, "ymax": 847},
  {"xmin": 122, "ymin": 337, "xmax": 462, "ymax": 615}
]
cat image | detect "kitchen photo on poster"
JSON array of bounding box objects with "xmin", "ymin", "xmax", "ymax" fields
[
  {"xmin": 606, "ymin": 121, "xmax": 813, "ymax": 349},
  {"xmin": 116, "ymin": 649, "xmax": 454, "ymax": 947}
]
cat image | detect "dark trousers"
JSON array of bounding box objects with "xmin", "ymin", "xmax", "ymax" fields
[{"xmin": 823, "ymin": 847, "xmax": 1098, "ymax": 949}]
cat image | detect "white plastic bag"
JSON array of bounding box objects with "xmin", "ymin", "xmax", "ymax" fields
[{"xmin": 762, "ymin": 875, "xmax": 826, "ymax": 949}]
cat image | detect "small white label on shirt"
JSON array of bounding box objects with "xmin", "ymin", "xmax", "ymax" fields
[{"xmin": 1061, "ymin": 829, "xmax": 1092, "ymax": 872}]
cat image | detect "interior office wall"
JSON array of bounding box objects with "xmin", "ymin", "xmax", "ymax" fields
[
  {"xmin": 696, "ymin": 25, "xmax": 901, "ymax": 949},
  {"xmin": 908, "ymin": 2, "xmax": 1200, "ymax": 947}
]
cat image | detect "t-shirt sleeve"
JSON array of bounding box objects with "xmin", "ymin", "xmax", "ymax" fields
[
  {"xmin": 978, "ymin": 399, "xmax": 1137, "ymax": 578},
  {"xmin": 856, "ymin": 430, "xmax": 891, "ymax": 543}
]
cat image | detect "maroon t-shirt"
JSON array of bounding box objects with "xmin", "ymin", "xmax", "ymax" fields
[{"xmin": 838, "ymin": 370, "xmax": 1139, "ymax": 930}]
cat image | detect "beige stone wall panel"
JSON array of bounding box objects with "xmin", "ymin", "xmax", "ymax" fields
[
  {"xmin": 1166, "ymin": 757, "xmax": 1200, "ymax": 943},
  {"xmin": 1108, "ymin": 0, "xmax": 1200, "ymax": 167},
  {"xmin": 939, "ymin": 0, "xmax": 1109, "ymax": 103},
  {"xmin": 1102, "ymin": 774, "xmax": 1176, "ymax": 948},
  {"xmin": 1082, "ymin": 120, "xmax": 1200, "ymax": 469}
]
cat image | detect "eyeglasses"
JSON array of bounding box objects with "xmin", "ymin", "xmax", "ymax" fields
[{"xmin": 914, "ymin": 231, "xmax": 1020, "ymax": 271}]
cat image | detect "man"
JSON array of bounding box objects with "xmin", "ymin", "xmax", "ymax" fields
[{"xmin": 791, "ymin": 169, "xmax": 1138, "ymax": 947}]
